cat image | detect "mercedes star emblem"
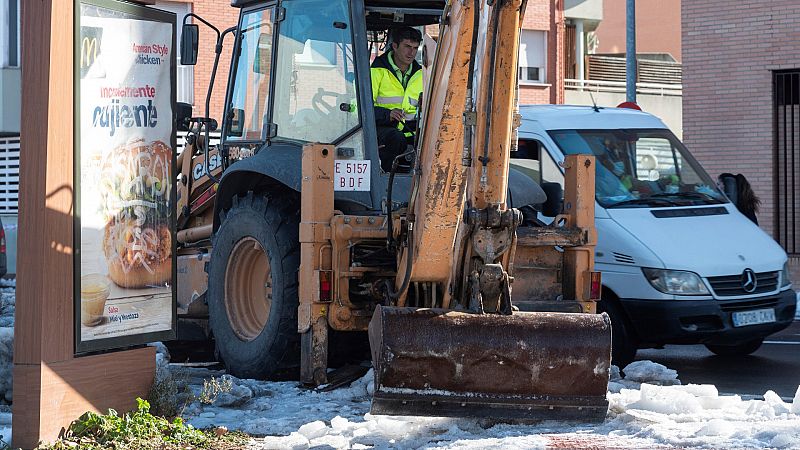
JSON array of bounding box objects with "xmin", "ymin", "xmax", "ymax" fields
[{"xmin": 741, "ymin": 268, "xmax": 757, "ymax": 293}]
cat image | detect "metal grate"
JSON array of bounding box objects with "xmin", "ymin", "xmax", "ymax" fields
[
  {"xmin": 612, "ymin": 252, "xmax": 635, "ymax": 264},
  {"xmin": 586, "ymin": 55, "xmax": 682, "ymax": 85},
  {"xmin": 775, "ymin": 71, "xmax": 800, "ymax": 255},
  {"xmin": 0, "ymin": 136, "xmax": 19, "ymax": 213},
  {"xmin": 707, "ymin": 271, "xmax": 779, "ymax": 297},
  {"xmin": 718, "ymin": 297, "xmax": 780, "ymax": 313}
]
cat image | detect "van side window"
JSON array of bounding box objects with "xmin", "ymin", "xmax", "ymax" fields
[{"xmin": 510, "ymin": 138, "xmax": 564, "ymax": 186}]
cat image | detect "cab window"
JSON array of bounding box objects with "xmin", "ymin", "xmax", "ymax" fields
[
  {"xmin": 225, "ymin": 8, "xmax": 274, "ymax": 141},
  {"xmin": 272, "ymin": 0, "xmax": 359, "ymax": 146}
]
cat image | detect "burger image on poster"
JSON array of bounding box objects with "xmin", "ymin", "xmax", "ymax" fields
[{"xmin": 100, "ymin": 139, "xmax": 172, "ymax": 288}]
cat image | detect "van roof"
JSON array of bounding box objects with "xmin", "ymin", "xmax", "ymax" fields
[{"xmin": 519, "ymin": 104, "xmax": 668, "ymax": 132}]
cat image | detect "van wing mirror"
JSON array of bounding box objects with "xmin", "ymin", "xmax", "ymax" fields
[
  {"xmin": 181, "ymin": 24, "xmax": 199, "ymax": 65},
  {"xmin": 540, "ymin": 182, "xmax": 564, "ymax": 217}
]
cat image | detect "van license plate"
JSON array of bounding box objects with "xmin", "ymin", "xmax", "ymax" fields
[{"xmin": 732, "ymin": 308, "xmax": 776, "ymax": 327}]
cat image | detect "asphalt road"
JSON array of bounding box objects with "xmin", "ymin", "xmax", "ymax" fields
[{"xmin": 635, "ymin": 321, "xmax": 800, "ymax": 399}]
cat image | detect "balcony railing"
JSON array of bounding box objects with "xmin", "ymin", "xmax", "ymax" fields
[{"xmin": 565, "ymin": 79, "xmax": 683, "ymax": 97}]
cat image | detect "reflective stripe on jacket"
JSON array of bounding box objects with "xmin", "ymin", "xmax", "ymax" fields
[{"xmin": 371, "ymin": 52, "xmax": 423, "ymax": 137}]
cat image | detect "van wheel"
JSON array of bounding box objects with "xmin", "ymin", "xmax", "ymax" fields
[
  {"xmin": 207, "ymin": 191, "xmax": 300, "ymax": 380},
  {"xmin": 705, "ymin": 338, "xmax": 763, "ymax": 356},
  {"xmin": 598, "ymin": 296, "xmax": 638, "ymax": 369}
]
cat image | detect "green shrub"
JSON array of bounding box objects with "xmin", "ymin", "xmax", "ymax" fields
[{"xmin": 35, "ymin": 398, "xmax": 250, "ymax": 450}]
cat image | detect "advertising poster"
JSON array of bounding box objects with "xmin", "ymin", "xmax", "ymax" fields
[{"xmin": 76, "ymin": 0, "xmax": 176, "ymax": 353}]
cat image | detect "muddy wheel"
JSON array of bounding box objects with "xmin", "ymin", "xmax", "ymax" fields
[
  {"xmin": 705, "ymin": 338, "xmax": 763, "ymax": 356},
  {"xmin": 208, "ymin": 191, "xmax": 300, "ymax": 379}
]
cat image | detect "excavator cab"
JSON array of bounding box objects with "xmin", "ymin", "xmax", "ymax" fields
[{"xmin": 178, "ymin": 0, "xmax": 612, "ymax": 424}]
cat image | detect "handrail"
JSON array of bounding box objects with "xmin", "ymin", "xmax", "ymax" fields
[{"xmin": 564, "ymin": 78, "xmax": 683, "ymax": 97}]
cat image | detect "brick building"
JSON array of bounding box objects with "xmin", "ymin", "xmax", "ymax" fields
[
  {"xmin": 682, "ymin": 1, "xmax": 800, "ymax": 277},
  {"xmin": 155, "ymin": 0, "xmax": 239, "ymax": 120},
  {"xmin": 518, "ymin": 0, "xmax": 565, "ymax": 105}
]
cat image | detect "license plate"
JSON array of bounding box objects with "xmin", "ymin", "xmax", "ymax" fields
[{"xmin": 732, "ymin": 308, "xmax": 776, "ymax": 327}]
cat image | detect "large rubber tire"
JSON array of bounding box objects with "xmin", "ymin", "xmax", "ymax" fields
[
  {"xmin": 598, "ymin": 296, "xmax": 638, "ymax": 369},
  {"xmin": 705, "ymin": 338, "xmax": 763, "ymax": 356},
  {"xmin": 207, "ymin": 191, "xmax": 300, "ymax": 380}
]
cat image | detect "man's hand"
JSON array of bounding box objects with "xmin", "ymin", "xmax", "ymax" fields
[{"xmin": 389, "ymin": 108, "xmax": 405, "ymax": 122}]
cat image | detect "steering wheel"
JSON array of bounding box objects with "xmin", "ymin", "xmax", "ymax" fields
[{"xmin": 312, "ymin": 88, "xmax": 346, "ymax": 116}]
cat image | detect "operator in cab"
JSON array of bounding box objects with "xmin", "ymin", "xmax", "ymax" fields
[{"xmin": 371, "ymin": 26, "xmax": 423, "ymax": 172}]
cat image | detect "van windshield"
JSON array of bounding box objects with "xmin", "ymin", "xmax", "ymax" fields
[{"xmin": 548, "ymin": 128, "xmax": 727, "ymax": 208}]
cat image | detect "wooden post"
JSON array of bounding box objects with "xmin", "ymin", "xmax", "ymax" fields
[{"xmin": 12, "ymin": 1, "xmax": 155, "ymax": 448}]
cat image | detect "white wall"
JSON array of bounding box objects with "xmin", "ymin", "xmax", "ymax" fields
[
  {"xmin": 0, "ymin": 69, "xmax": 20, "ymax": 134},
  {"xmin": 564, "ymin": 0, "xmax": 603, "ymax": 21}
]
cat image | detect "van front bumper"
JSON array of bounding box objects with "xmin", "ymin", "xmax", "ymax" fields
[{"xmin": 620, "ymin": 289, "xmax": 796, "ymax": 346}]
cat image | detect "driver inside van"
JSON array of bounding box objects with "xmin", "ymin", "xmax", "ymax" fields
[{"xmin": 371, "ymin": 26, "xmax": 423, "ymax": 171}]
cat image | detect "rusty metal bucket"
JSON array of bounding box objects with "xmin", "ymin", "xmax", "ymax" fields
[{"xmin": 368, "ymin": 305, "xmax": 612, "ymax": 421}]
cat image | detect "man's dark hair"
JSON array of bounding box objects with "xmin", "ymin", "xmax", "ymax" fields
[{"xmin": 390, "ymin": 26, "xmax": 422, "ymax": 45}]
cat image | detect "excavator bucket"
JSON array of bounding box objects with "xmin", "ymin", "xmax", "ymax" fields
[{"xmin": 368, "ymin": 305, "xmax": 612, "ymax": 421}]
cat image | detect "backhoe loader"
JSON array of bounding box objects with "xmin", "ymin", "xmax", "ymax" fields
[{"xmin": 175, "ymin": 0, "xmax": 612, "ymax": 420}]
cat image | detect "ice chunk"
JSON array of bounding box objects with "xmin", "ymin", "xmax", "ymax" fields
[
  {"xmin": 745, "ymin": 400, "xmax": 773, "ymax": 417},
  {"xmin": 764, "ymin": 390, "xmax": 791, "ymax": 415},
  {"xmin": 607, "ymin": 381, "xmax": 626, "ymax": 394},
  {"xmin": 214, "ymin": 384, "xmax": 253, "ymax": 407},
  {"xmin": 678, "ymin": 384, "xmax": 718, "ymax": 397},
  {"xmin": 375, "ymin": 416, "xmax": 410, "ymax": 437},
  {"xmin": 297, "ymin": 420, "xmax": 328, "ymax": 440},
  {"xmin": 696, "ymin": 418, "xmax": 735, "ymax": 437},
  {"xmin": 365, "ymin": 368, "xmax": 375, "ymax": 396},
  {"xmin": 792, "ymin": 386, "xmax": 800, "ymax": 414},
  {"xmin": 609, "ymin": 365, "xmax": 622, "ymax": 382},
  {"xmin": 259, "ymin": 432, "xmax": 310, "ymax": 450},
  {"xmin": 628, "ymin": 384, "xmax": 702, "ymax": 415},
  {"xmin": 330, "ymin": 416, "xmax": 350, "ymax": 431},
  {"xmin": 698, "ymin": 393, "xmax": 741, "ymax": 410},
  {"xmin": 771, "ymin": 432, "xmax": 799, "ymax": 449},
  {"xmin": 310, "ymin": 434, "xmax": 351, "ymax": 449},
  {"xmin": 623, "ymin": 360, "xmax": 679, "ymax": 385}
]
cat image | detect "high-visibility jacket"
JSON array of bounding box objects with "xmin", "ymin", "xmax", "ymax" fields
[{"xmin": 371, "ymin": 52, "xmax": 423, "ymax": 138}]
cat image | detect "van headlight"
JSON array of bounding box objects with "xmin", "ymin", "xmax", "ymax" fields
[
  {"xmin": 781, "ymin": 262, "xmax": 792, "ymax": 287},
  {"xmin": 642, "ymin": 268, "xmax": 710, "ymax": 295}
]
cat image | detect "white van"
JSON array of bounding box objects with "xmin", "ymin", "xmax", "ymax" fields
[{"xmin": 512, "ymin": 105, "xmax": 796, "ymax": 367}]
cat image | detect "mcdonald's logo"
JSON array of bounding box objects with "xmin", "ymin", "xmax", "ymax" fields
[
  {"xmin": 79, "ymin": 26, "xmax": 103, "ymax": 78},
  {"xmin": 81, "ymin": 37, "xmax": 99, "ymax": 68}
]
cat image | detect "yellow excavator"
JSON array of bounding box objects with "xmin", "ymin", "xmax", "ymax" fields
[{"xmin": 175, "ymin": 0, "xmax": 612, "ymax": 421}]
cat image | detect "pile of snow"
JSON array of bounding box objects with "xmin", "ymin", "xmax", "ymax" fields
[
  {"xmin": 0, "ymin": 278, "xmax": 14, "ymax": 445},
  {"xmin": 160, "ymin": 360, "xmax": 800, "ymax": 449},
  {"xmin": 0, "ymin": 279, "xmax": 15, "ymax": 405}
]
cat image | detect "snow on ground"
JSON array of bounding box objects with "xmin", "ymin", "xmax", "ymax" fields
[
  {"xmin": 166, "ymin": 359, "xmax": 800, "ymax": 450},
  {"xmin": 0, "ymin": 283, "xmax": 798, "ymax": 448},
  {"xmin": 0, "ymin": 278, "xmax": 15, "ymax": 446}
]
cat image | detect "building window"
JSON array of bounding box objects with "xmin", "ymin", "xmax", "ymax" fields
[
  {"xmin": 774, "ymin": 70, "xmax": 800, "ymax": 255},
  {"xmin": 519, "ymin": 30, "xmax": 546, "ymax": 84},
  {"xmin": 1, "ymin": 0, "xmax": 20, "ymax": 68}
]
